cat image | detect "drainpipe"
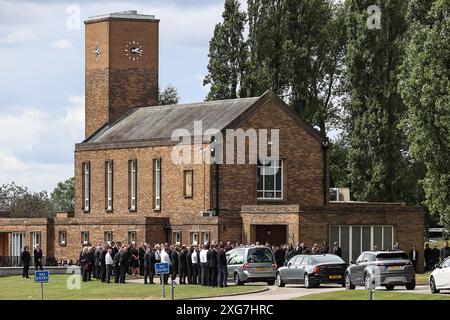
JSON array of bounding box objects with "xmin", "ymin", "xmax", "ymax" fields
[{"xmin": 322, "ymin": 139, "xmax": 330, "ymax": 205}]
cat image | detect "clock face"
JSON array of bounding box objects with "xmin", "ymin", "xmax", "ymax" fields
[
  {"xmin": 92, "ymin": 41, "xmax": 102, "ymax": 61},
  {"xmin": 125, "ymin": 41, "xmax": 144, "ymax": 61}
]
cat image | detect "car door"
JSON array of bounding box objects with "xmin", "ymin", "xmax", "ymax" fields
[
  {"xmin": 299, "ymin": 256, "xmax": 311, "ymax": 283},
  {"xmin": 351, "ymin": 253, "xmax": 368, "ymax": 285},
  {"xmin": 435, "ymin": 258, "xmax": 450, "ymax": 289},
  {"xmin": 290, "ymin": 256, "xmax": 305, "ymax": 284},
  {"xmin": 227, "ymin": 249, "xmax": 244, "ymax": 280},
  {"xmin": 283, "ymin": 256, "xmax": 298, "ymax": 283}
]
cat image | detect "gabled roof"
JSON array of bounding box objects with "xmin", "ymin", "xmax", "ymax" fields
[{"xmin": 78, "ymin": 90, "xmax": 325, "ymax": 151}]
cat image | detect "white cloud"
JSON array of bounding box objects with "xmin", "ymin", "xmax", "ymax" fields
[
  {"xmin": 0, "ymin": 29, "xmax": 37, "ymax": 44},
  {"xmin": 0, "ymin": 96, "xmax": 84, "ymax": 192},
  {"xmin": 52, "ymin": 38, "xmax": 72, "ymax": 49}
]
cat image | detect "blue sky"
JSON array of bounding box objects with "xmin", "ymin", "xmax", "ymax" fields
[{"xmin": 0, "ymin": 0, "xmax": 238, "ymax": 192}]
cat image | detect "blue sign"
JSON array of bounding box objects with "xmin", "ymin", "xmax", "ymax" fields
[
  {"xmin": 155, "ymin": 262, "xmax": 170, "ymax": 275},
  {"xmin": 34, "ymin": 270, "xmax": 49, "ymax": 283}
]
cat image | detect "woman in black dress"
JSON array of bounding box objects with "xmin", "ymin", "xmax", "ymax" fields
[{"xmin": 21, "ymin": 246, "xmax": 31, "ymax": 278}]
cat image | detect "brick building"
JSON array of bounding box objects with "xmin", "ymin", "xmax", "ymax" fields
[{"xmin": 0, "ymin": 11, "xmax": 425, "ymax": 271}]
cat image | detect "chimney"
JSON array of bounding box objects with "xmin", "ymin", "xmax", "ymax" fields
[{"xmin": 84, "ymin": 11, "xmax": 159, "ymax": 138}]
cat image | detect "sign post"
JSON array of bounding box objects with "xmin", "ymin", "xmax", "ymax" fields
[
  {"xmin": 34, "ymin": 270, "xmax": 49, "ymax": 300},
  {"xmin": 155, "ymin": 262, "xmax": 169, "ymax": 299}
]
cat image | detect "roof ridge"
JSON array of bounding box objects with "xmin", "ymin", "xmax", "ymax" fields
[{"xmin": 134, "ymin": 96, "xmax": 260, "ymax": 111}]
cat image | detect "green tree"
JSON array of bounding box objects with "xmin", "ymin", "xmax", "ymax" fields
[
  {"xmin": 343, "ymin": 0, "xmax": 413, "ymax": 202},
  {"xmin": 51, "ymin": 177, "xmax": 75, "ymax": 212},
  {"xmin": 0, "ymin": 183, "xmax": 53, "ymax": 218},
  {"xmin": 398, "ymin": 0, "xmax": 450, "ymax": 226},
  {"xmin": 204, "ymin": 0, "xmax": 247, "ymax": 100},
  {"xmin": 158, "ymin": 84, "xmax": 180, "ymax": 105}
]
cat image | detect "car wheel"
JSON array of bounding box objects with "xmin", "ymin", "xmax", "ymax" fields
[
  {"xmin": 276, "ymin": 273, "xmax": 285, "ymax": 287},
  {"xmin": 385, "ymin": 285, "xmax": 395, "ymax": 291},
  {"xmin": 267, "ymin": 280, "xmax": 275, "ymax": 286},
  {"xmin": 345, "ymin": 273, "xmax": 355, "ymax": 290},
  {"xmin": 304, "ymin": 274, "xmax": 314, "ymax": 289},
  {"xmin": 430, "ymin": 277, "xmax": 440, "ymax": 294},
  {"xmin": 406, "ymin": 280, "xmax": 415, "ymax": 291},
  {"xmin": 234, "ymin": 273, "xmax": 243, "ymax": 286}
]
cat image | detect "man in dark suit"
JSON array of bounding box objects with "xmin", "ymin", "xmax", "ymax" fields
[
  {"xmin": 179, "ymin": 246, "xmax": 188, "ymax": 284},
  {"xmin": 149, "ymin": 248, "xmax": 157, "ymax": 284},
  {"xmin": 100, "ymin": 245, "xmax": 107, "ymax": 282},
  {"xmin": 332, "ymin": 241, "xmax": 342, "ymax": 257},
  {"xmin": 87, "ymin": 247, "xmax": 95, "ymax": 281},
  {"xmin": 274, "ymin": 246, "xmax": 286, "ymax": 269},
  {"xmin": 93, "ymin": 246, "xmax": 100, "ymax": 279},
  {"xmin": 186, "ymin": 247, "xmax": 193, "ymax": 284},
  {"xmin": 33, "ymin": 244, "xmax": 43, "ymax": 270},
  {"xmin": 139, "ymin": 243, "xmax": 146, "ymax": 276},
  {"xmin": 119, "ymin": 247, "xmax": 129, "ymax": 283},
  {"xmin": 217, "ymin": 243, "xmax": 228, "ymax": 287},
  {"xmin": 113, "ymin": 247, "xmax": 121, "ymax": 283},
  {"xmin": 409, "ymin": 246, "xmax": 419, "ymax": 272},
  {"xmin": 432, "ymin": 246, "xmax": 440, "ymax": 267},
  {"xmin": 21, "ymin": 246, "xmax": 31, "ymax": 278},
  {"xmin": 143, "ymin": 248, "xmax": 151, "ymax": 284},
  {"xmin": 321, "ymin": 241, "xmax": 329, "ymax": 254},
  {"xmin": 208, "ymin": 243, "xmax": 218, "ymax": 287},
  {"xmin": 424, "ymin": 243, "xmax": 432, "ymax": 271},
  {"xmin": 170, "ymin": 246, "xmax": 179, "ymax": 284},
  {"xmin": 440, "ymin": 241, "xmax": 450, "ymax": 262}
]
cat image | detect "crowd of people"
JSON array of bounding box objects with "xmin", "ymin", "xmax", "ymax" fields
[
  {"xmin": 74, "ymin": 240, "xmax": 343, "ymax": 286},
  {"xmin": 19, "ymin": 240, "xmax": 450, "ymax": 281},
  {"xmin": 424, "ymin": 241, "xmax": 450, "ymax": 271}
]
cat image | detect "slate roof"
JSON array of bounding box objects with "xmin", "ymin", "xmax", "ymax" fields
[{"xmin": 86, "ymin": 96, "xmax": 261, "ymax": 144}]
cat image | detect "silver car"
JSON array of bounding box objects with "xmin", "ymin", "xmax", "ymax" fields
[
  {"xmin": 226, "ymin": 246, "xmax": 277, "ymax": 285},
  {"xmin": 345, "ymin": 251, "xmax": 416, "ymax": 290}
]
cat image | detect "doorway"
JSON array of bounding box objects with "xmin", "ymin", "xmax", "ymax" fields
[{"xmin": 254, "ymin": 225, "xmax": 287, "ymax": 246}]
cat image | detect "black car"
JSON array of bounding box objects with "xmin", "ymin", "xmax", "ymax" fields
[{"xmin": 276, "ymin": 254, "xmax": 348, "ymax": 288}]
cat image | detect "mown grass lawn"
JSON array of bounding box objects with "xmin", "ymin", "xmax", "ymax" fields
[
  {"xmin": 0, "ymin": 275, "xmax": 263, "ymax": 300},
  {"xmin": 416, "ymin": 272, "xmax": 431, "ymax": 285},
  {"xmin": 294, "ymin": 290, "xmax": 450, "ymax": 300}
]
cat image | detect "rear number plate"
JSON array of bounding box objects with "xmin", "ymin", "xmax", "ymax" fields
[
  {"xmin": 329, "ymin": 275, "xmax": 342, "ymax": 280},
  {"xmin": 388, "ymin": 266, "xmax": 404, "ymax": 271},
  {"xmin": 256, "ymin": 267, "xmax": 269, "ymax": 271}
]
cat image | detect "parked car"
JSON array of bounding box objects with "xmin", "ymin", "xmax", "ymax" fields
[
  {"xmin": 344, "ymin": 251, "xmax": 416, "ymax": 291},
  {"xmin": 226, "ymin": 246, "xmax": 277, "ymax": 285},
  {"xmin": 429, "ymin": 256, "xmax": 450, "ymax": 293},
  {"xmin": 276, "ymin": 254, "xmax": 348, "ymax": 288}
]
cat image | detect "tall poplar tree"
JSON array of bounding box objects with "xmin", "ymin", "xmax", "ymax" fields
[
  {"xmin": 204, "ymin": 0, "xmax": 247, "ymax": 100},
  {"xmin": 399, "ymin": 0, "xmax": 450, "ymax": 226},
  {"xmin": 344, "ymin": 0, "xmax": 411, "ymax": 202}
]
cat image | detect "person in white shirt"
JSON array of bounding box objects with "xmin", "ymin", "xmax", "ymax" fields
[
  {"xmin": 105, "ymin": 248, "xmax": 113, "ymax": 283},
  {"xmin": 200, "ymin": 243, "xmax": 209, "ymax": 286},
  {"xmin": 160, "ymin": 245, "xmax": 171, "ymax": 284}
]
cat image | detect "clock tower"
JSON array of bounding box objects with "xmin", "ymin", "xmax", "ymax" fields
[{"xmin": 84, "ymin": 11, "xmax": 159, "ymax": 138}]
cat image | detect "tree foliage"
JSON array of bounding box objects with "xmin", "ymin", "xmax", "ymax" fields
[
  {"xmin": 398, "ymin": 0, "xmax": 450, "ymax": 226},
  {"xmin": 158, "ymin": 84, "xmax": 180, "ymax": 105},
  {"xmin": 51, "ymin": 177, "xmax": 75, "ymax": 212}
]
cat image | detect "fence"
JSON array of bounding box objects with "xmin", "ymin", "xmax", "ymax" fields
[{"xmin": 0, "ymin": 256, "xmax": 58, "ymax": 267}]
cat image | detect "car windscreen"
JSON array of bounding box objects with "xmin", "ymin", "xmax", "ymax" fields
[
  {"xmin": 247, "ymin": 248, "xmax": 274, "ymax": 263},
  {"xmin": 311, "ymin": 255, "xmax": 344, "ymax": 264},
  {"xmin": 376, "ymin": 252, "xmax": 409, "ymax": 260}
]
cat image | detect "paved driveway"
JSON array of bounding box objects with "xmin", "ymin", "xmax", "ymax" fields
[{"xmin": 198, "ymin": 283, "xmax": 450, "ymax": 300}]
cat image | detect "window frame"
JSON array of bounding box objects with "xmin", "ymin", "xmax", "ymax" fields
[
  {"xmin": 173, "ymin": 231, "xmax": 181, "ymax": 245},
  {"xmin": 128, "ymin": 231, "xmax": 137, "ymax": 243},
  {"xmin": 82, "ymin": 161, "xmax": 90, "ymax": 212},
  {"xmin": 257, "ymin": 159, "xmax": 283, "ymax": 201},
  {"xmin": 153, "ymin": 158, "xmax": 161, "ymax": 210},
  {"xmin": 30, "ymin": 232, "xmax": 41, "ymax": 249},
  {"xmin": 105, "ymin": 160, "xmax": 113, "ymax": 212},
  {"xmin": 81, "ymin": 231, "xmax": 89, "ymax": 245},
  {"xmin": 59, "ymin": 230, "xmax": 66, "ymax": 246},
  {"xmin": 104, "ymin": 231, "xmax": 113, "ymax": 243},
  {"xmin": 183, "ymin": 169, "xmax": 193, "ymax": 198},
  {"xmin": 128, "ymin": 159, "xmax": 137, "ymax": 212}
]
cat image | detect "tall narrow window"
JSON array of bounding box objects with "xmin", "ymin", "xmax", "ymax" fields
[
  {"xmin": 257, "ymin": 159, "xmax": 283, "ymax": 200},
  {"xmin": 173, "ymin": 232, "xmax": 181, "ymax": 245},
  {"xmin": 104, "ymin": 231, "xmax": 113, "ymax": 243},
  {"xmin": 191, "ymin": 232, "xmax": 198, "ymax": 245},
  {"xmin": 153, "ymin": 158, "xmax": 161, "ymax": 210},
  {"xmin": 31, "ymin": 232, "xmax": 40, "ymax": 249},
  {"xmin": 183, "ymin": 170, "xmax": 193, "ymax": 198},
  {"xmin": 128, "ymin": 231, "xmax": 136, "ymax": 243},
  {"xmin": 82, "ymin": 162, "xmax": 90, "ymax": 212},
  {"xmin": 128, "ymin": 160, "xmax": 137, "ymax": 211},
  {"xmin": 105, "ymin": 161, "xmax": 113, "ymax": 211},
  {"xmin": 59, "ymin": 230, "xmax": 66, "ymax": 246},
  {"xmin": 81, "ymin": 231, "xmax": 89, "ymax": 245}
]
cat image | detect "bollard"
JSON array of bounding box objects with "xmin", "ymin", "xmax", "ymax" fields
[{"xmin": 171, "ymin": 280, "xmax": 176, "ymax": 300}]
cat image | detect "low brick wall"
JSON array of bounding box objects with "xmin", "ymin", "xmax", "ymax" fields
[{"xmin": 0, "ymin": 266, "xmax": 70, "ymax": 277}]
